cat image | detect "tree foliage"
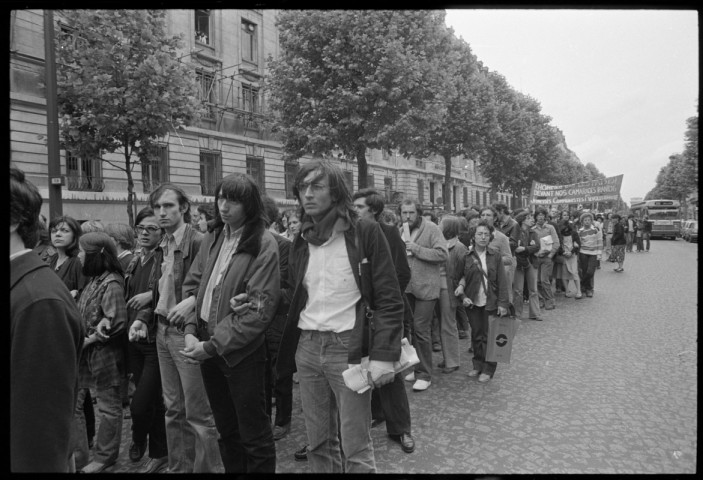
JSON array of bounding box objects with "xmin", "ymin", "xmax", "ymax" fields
[
  {"xmin": 267, "ymin": 10, "xmax": 454, "ymax": 189},
  {"xmin": 56, "ymin": 9, "xmax": 203, "ymax": 226}
]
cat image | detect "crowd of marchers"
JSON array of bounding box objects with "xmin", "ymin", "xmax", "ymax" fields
[{"xmin": 11, "ymin": 162, "xmax": 651, "ymax": 473}]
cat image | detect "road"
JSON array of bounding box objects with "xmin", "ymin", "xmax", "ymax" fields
[{"xmin": 108, "ymin": 238, "xmax": 697, "ymax": 474}]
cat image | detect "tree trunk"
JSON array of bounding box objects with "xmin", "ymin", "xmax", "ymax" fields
[
  {"xmin": 125, "ymin": 149, "xmax": 135, "ymax": 227},
  {"xmin": 356, "ymin": 144, "xmax": 368, "ymax": 190},
  {"xmin": 443, "ymin": 154, "xmax": 452, "ymax": 211}
]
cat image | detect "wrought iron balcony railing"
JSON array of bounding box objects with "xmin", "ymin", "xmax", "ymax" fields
[{"xmin": 66, "ymin": 174, "xmax": 105, "ymax": 192}]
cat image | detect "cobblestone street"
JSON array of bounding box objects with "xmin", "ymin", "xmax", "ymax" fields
[{"xmin": 106, "ymin": 239, "xmax": 697, "ymax": 474}]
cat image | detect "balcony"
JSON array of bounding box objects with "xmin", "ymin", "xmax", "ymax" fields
[{"xmin": 66, "ymin": 174, "xmax": 104, "ymax": 192}]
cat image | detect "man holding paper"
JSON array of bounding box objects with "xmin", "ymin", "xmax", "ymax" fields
[{"xmin": 532, "ymin": 208, "xmax": 560, "ymax": 311}]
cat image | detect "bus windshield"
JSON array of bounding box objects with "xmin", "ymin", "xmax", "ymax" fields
[{"xmin": 647, "ymin": 209, "xmax": 679, "ymax": 220}]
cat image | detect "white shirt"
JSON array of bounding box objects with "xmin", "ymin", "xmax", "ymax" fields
[
  {"xmin": 474, "ymin": 249, "xmax": 487, "ymax": 307},
  {"xmin": 155, "ymin": 222, "xmax": 187, "ymax": 317},
  {"xmin": 298, "ymin": 230, "xmax": 361, "ymax": 332},
  {"xmin": 200, "ymin": 225, "xmax": 243, "ymax": 322}
]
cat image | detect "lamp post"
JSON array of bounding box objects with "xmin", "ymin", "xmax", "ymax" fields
[{"xmin": 44, "ymin": 9, "xmax": 63, "ymax": 218}]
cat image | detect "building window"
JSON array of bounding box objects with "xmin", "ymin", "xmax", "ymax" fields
[
  {"xmin": 416, "ymin": 159, "xmax": 424, "ymax": 169},
  {"xmin": 463, "ymin": 187, "xmax": 468, "ymax": 207},
  {"xmin": 195, "ymin": 10, "xmax": 211, "ymax": 45},
  {"xmin": 429, "ymin": 182, "xmax": 435, "ymax": 205},
  {"xmin": 142, "ymin": 144, "xmax": 169, "ymax": 193},
  {"xmin": 65, "ymin": 150, "xmax": 104, "ymax": 192},
  {"xmin": 200, "ymin": 150, "xmax": 221, "ymax": 196},
  {"xmin": 241, "ymin": 84, "xmax": 259, "ymax": 113},
  {"xmin": 367, "ymin": 174, "xmax": 375, "ymax": 189},
  {"xmin": 483, "ymin": 191, "xmax": 487, "ymax": 206},
  {"xmin": 241, "ymin": 20, "xmax": 258, "ymax": 64},
  {"xmin": 417, "ymin": 179, "xmax": 424, "ymax": 204},
  {"xmin": 196, "ymin": 70, "xmax": 217, "ymax": 118},
  {"xmin": 344, "ymin": 171, "xmax": 354, "ymax": 191},
  {"xmin": 246, "ymin": 155, "xmax": 265, "ymax": 193},
  {"xmin": 384, "ymin": 176, "xmax": 393, "ymax": 202},
  {"xmin": 476, "ymin": 190, "xmax": 481, "ymax": 205},
  {"xmin": 284, "ymin": 161, "xmax": 299, "ymax": 200}
]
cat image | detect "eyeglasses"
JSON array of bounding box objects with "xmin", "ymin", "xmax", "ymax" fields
[{"xmin": 135, "ymin": 225, "xmax": 161, "ymax": 234}]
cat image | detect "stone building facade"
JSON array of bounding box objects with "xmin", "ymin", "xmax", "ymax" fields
[{"xmin": 10, "ymin": 9, "xmax": 522, "ymax": 225}]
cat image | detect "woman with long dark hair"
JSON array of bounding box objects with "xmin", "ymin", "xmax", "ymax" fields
[
  {"xmin": 49, "ymin": 215, "xmax": 86, "ymax": 298},
  {"xmin": 73, "ymin": 232, "xmax": 127, "ymax": 473}
]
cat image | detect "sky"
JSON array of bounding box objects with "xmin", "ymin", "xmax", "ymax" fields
[{"xmin": 444, "ymin": 9, "xmax": 699, "ymax": 204}]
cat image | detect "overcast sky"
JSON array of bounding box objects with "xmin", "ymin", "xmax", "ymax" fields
[{"xmin": 444, "ymin": 9, "xmax": 698, "ymax": 203}]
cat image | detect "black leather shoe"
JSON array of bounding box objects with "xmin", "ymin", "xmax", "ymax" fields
[
  {"xmin": 390, "ymin": 433, "xmax": 415, "ymax": 453},
  {"xmin": 294, "ymin": 444, "xmax": 309, "ymax": 462},
  {"xmin": 129, "ymin": 441, "xmax": 146, "ymax": 462}
]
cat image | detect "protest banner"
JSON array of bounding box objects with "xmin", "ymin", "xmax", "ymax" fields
[{"xmin": 529, "ymin": 175, "xmax": 623, "ymax": 205}]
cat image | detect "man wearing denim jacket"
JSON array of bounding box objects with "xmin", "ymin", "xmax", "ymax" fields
[{"xmin": 146, "ymin": 184, "xmax": 223, "ymax": 473}]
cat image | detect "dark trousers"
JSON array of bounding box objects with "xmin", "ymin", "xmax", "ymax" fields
[
  {"xmin": 84, "ymin": 390, "xmax": 95, "ymax": 444},
  {"xmin": 200, "ymin": 343, "xmax": 276, "ymax": 473},
  {"xmin": 466, "ymin": 305, "xmax": 497, "ymax": 376},
  {"xmin": 265, "ymin": 322, "xmax": 293, "ymax": 427},
  {"xmin": 578, "ymin": 253, "xmax": 598, "ymax": 293},
  {"xmin": 371, "ymin": 372, "xmax": 412, "ymax": 436},
  {"xmin": 128, "ymin": 341, "xmax": 168, "ymax": 459}
]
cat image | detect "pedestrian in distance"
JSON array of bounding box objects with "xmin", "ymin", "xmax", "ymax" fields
[
  {"xmin": 73, "ymin": 232, "xmax": 128, "ymax": 473},
  {"xmin": 180, "ymin": 174, "xmax": 279, "ymax": 473},
  {"xmin": 196, "ymin": 203, "xmax": 216, "ymax": 234},
  {"xmin": 577, "ymin": 212, "xmax": 604, "ymax": 296},
  {"xmin": 531, "ymin": 208, "xmax": 560, "ymax": 310},
  {"xmin": 282, "ymin": 208, "xmax": 302, "ymax": 241},
  {"xmin": 642, "ymin": 215, "xmax": 652, "ymax": 252},
  {"xmin": 455, "ymin": 220, "xmax": 510, "ymax": 383},
  {"xmin": 512, "ymin": 211, "xmax": 543, "ymax": 320},
  {"xmin": 276, "ymin": 160, "xmax": 405, "ymax": 473},
  {"xmin": 610, "ymin": 213, "xmax": 627, "ymax": 272},
  {"xmin": 11, "ymin": 167, "xmax": 84, "ymax": 472},
  {"xmin": 124, "ymin": 207, "xmax": 169, "ymax": 473}
]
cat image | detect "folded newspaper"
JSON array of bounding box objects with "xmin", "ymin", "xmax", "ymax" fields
[{"xmin": 342, "ymin": 338, "xmax": 420, "ymax": 393}]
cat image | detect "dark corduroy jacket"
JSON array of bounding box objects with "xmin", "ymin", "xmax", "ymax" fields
[{"xmin": 275, "ymin": 218, "xmax": 404, "ymax": 378}]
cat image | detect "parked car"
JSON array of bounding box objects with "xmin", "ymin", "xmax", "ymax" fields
[{"xmin": 681, "ymin": 220, "xmax": 698, "ymax": 242}]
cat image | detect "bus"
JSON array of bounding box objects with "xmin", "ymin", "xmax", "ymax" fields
[{"xmin": 630, "ymin": 199, "xmax": 681, "ymax": 239}]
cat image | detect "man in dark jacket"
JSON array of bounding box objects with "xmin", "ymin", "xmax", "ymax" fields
[
  {"xmin": 353, "ymin": 188, "xmax": 415, "ymax": 454},
  {"xmin": 11, "ymin": 167, "xmax": 84, "ymax": 472},
  {"xmin": 277, "ymin": 161, "xmax": 404, "ymax": 473}
]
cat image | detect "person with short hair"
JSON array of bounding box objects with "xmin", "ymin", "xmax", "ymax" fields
[
  {"xmin": 180, "ymin": 174, "xmax": 279, "ymax": 473},
  {"xmin": 399, "ymin": 198, "xmax": 448, "ymax": 392},
  {"xmin": 609, "ymin": 213, "xmax": 626, "ymax": 273},
  {"xmin": 532, "ymin": 208, "xmax": 560, "ymax": 310},
  {"xmin": 124, "ymin": 207, "xmax": 168, "ymax": 473},
  {"xmin": 282, "ymin": 209, "xmax": 301, "ymax": 241},
  {"xmin": 642, "ymin": 215, "xmax": 652, "ymax": 252},
  {"xmin": 277, "ymin": 161, "xmax": 404, "ymax": 472},
  {"xmin": 81, "ymin": 219, "xmax": 105, "ymax": 234},
  {"xmin": 578, "ymin": 212, "xmax": 605, "ymax": 295},
  {"xmin": 196, "ymin": 203, "xmax": 216, "ymax": 234},
  {"xmin": 379, "ymin": 209, "xmax": 399, "ymax": 227},
  {"xmin": 148, "ymin": 183, "xmax": 223, "ymax": 473},
  {"xmin": 455, "ymin": 220, "xmax": 510, "ymax": 383},
  {"xmin": 105, "ymin": 223, "xmax": 136, "ymax": 271},
  {"xmin": 512, "ymin": 211, "xmax": 542, "ymax": 320},
  {"xmin": 353, "ymin": 188, "xmax": 415, "ymax": 454},
  {"xmin": 73, "ymin": 232, "xmax": 128, "ymax": 473},
  {"xmin": 625, "ymin": 214, "xmax": 635, "ymax": 253},
  {"xmin": 11, "ymin": 167, "xmax": 84, "ymax": 472}
]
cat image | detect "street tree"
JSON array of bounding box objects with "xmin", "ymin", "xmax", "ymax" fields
[
  {"xmin": 267, "ymin": 10, "xmax": 454, "ymax": 189},
  {"xmin": 55, "ymin": 9, "xmax": 203, "ymax": 226},
  {"xmin": 418, "ymin": 35, "xmax": 498, "ymax": 209}
]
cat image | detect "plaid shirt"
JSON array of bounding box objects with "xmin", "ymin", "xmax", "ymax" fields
[{"xmin": 76, "ymin": 271, "xmax": 127, "ymax": 388}]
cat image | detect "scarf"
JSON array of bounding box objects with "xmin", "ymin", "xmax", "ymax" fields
[{"xmin": 301, "ymin": 207, "xmax": 350, "ymax": 246}]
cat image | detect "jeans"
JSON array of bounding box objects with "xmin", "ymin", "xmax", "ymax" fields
[
  {"xmin": 200, "ymin": 343, "xmax": 276, "ymax": 473},
  {"xmin": 466, "ymin": 306, "xmax": 497, "ymax": 376},
  {"xmin": 636, "ymin": 234, "xmax": 644, "ymax": 251},
  {"xmin": 156, "ymin": 323, "xmax": 223, "ymax": 473},
  {"xmin": 643, "ymin": 232, "xmax": 651, "ymax": 251},
  {"xmin": 128, "ymin": 341, "xmax": 167, "ymax": 459},
  {"xmin": 505, "ymin": 261, "xmax": 516, "ymax": 305},
  {"xmin": 578, "ymin": 253, "xmax": 598, "ymax": 293},
  {"xmin": 296, "ymin": 330, "xmax": 375, "ymax": 473},
  {"xmin": 455, "ymin": 306, "xmax": 469, "ymax": 333},
  {"xmin": 406, "ymin": 294, "xmax": 436, "ymax": 382},
  {"xmin": 370, "ymin": 372, "xmax": 412, "ymax": 436},
  {"xmin": 73, "ymin": 385, "xmax": 122, "ymax": 467},
  {"xmin": 534, "ymin": 255, "xmax": 555, "ymax": 308},
  {"xmin": 513, "ymin": 264, "xmax": 540, "ymax": 319},
  {"xmin": 625, "ymin": 232, "xmax": 634, "ymax": 252},
  {"xmin": 438, "ymin": 288, "xmax": 460, "ymax": 368}
]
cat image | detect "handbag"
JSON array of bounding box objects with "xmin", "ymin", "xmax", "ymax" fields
[{"xmin": 485, "ymin": 315, "xmax": 520, "ymax": 363}]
